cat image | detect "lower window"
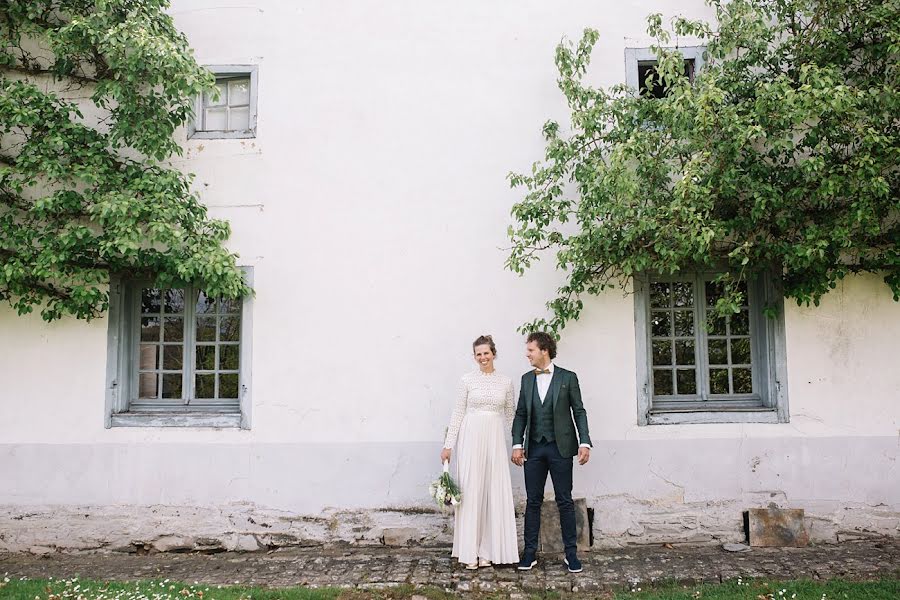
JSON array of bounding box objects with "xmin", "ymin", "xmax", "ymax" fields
[
  {"xmin": 105, "ymin": 274, "xmax": 252, "ymax": 428},
  {"xmin": 634, "ymin": 272, "xmax": 788, "ymax": 425}
]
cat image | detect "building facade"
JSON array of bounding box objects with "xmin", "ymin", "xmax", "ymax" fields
[{"xmin": 1, "ymin": 0, "xmax": 897, "ymax": 553}]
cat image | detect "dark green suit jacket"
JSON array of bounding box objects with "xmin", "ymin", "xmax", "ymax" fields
[{"xmin": 511, "ymin": 366, "xmax": 592, "ymax": 458}]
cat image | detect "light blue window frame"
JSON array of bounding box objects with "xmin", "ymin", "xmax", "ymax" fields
[{"xmin": 634, "ymin": 272, "xmax": 789, "ymax": 425}]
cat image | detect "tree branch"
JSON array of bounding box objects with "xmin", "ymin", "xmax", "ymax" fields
[{"xmin": 1, "ymin": 64, "xmax": 98, "ymax": 85}]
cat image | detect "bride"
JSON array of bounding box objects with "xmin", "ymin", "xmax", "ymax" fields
[{"xmin": 440, "ymin": 335, "xmax": 519, "ymax": 569}]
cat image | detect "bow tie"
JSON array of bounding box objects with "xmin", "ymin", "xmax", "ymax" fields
[{"xmin": 534, "ymin": 369, "xmax": 551, "ymax": 375}]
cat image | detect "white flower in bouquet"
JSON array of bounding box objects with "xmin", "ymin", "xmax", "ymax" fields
[{"xmin": 428, "ymin": 462, "xmax": 462, "ymax": 513}]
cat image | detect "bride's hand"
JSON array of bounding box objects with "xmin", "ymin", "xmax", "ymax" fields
[{"xmin": 440, "ymin": 448, "xmax": 451, "ymax": 463}]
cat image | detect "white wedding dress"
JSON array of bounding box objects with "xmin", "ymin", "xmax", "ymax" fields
[{"xmin": 443, "ymin": 370, "xmax": 519, "ymax": 565}]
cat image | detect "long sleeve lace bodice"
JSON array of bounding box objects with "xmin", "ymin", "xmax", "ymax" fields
[{"xmin": 443, "ymin": 371, "xmax": 515, "ymax": 449}]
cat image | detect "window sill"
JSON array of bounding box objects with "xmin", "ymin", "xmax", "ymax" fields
[
  {"xmin": 188, "ymin": 130, "xmax": 256, "ymax": 140},
  {"xmin": 646, "ymin": 407, "xmax": 780, "ymax": 425},
  {"xmin": 110, "ymin": 412, "xmax": 243, "ymax": 428}
]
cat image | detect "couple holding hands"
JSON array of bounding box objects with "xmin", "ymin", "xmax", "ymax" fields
[{"xmin": 440, "ymin": 332, "xmax": 592, "ymax": 573}]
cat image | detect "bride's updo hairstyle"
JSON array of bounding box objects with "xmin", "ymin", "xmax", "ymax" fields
[{"xmin": 473, "ymin": 334, "xmax": 497, "ymax": 357}]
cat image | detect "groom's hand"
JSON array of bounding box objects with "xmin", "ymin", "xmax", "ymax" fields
[
  {"xmin": 577, "ymin": 447, "xmax": 591, "ymax": 466},
  {"xmin": 511, "ymin": 448, "xmax": 525, "ymax": 466}
]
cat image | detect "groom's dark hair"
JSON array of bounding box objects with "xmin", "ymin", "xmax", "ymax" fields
[{"xmin": 526, "ymin": 332, "xmax": 557, "ymax": 360}]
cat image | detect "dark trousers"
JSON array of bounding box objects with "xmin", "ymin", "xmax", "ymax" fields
[{"xmin": 523, "ymin": 439, "xmax": 576, "ymax": 555}]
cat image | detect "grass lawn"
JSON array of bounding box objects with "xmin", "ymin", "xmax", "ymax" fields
[
  {"xmin": 1, "ymin": 575, "xmax": 897, "ymax": 600},
  {"xmin": 614, "ymin": 577, "xmax": 899, "ymax": 599}
]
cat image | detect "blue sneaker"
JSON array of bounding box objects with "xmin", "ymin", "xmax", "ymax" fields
[
  {"xmin": 564, "ymin": 553, "xmax": 583, "ymax": 573},
  {"xmin": 517, "ymin": 551, "xmax": 537, "ymax": 570}
]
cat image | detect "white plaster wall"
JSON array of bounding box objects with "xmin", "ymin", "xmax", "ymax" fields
[{"xmin": 1, "ymin": 0, "xmax": 897, "ymax": 551}]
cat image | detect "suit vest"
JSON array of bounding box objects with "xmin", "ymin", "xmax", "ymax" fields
[{"xmin": 529, "ymin": 378, "xmax": 555, "ymax": 443}]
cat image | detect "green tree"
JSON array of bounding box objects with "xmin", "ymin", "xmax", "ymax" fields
[
  {"xmin": 507, "ymin": 0, "xmax": 899, "ymax": 336},
  {"xmin": 0, "ymin": 0, "xmax": 250, "ymax": 321}
]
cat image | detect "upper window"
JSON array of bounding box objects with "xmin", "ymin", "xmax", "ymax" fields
[
  {"xmin": 189, "ymin": 66, "xmax": 258, "ymax": 139},
  {"xmin": 634, "ymin": 272, "xmax": 788, "ymax": 425},
  {"xmin": 105, "ymin": 271, "xmax": 253, "ymax": 428},
  {"xmin": 624, "ymin": 46, "xmax": 705, "ymax": 98}
]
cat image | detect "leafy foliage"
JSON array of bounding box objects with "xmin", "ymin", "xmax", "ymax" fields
[
  {"xmin": 507, "ymin": 0, "xmax": 900, "ymax": 336},
  {"xmin": 1, "ymin": 0, "xmax": 250, "ymax": 321}
]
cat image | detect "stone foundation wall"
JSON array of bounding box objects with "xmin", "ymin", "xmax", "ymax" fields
[{"xmin": 2, "ymin": 499, "xmax": 896, "ymax": 554}]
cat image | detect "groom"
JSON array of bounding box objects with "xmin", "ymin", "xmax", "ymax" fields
[{"xmin": 511, "ymin": 332, "xmax": 591, "ymax": 573}]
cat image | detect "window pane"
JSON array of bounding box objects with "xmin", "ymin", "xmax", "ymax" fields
[
  {"xmin": 205, "ymin": 83, "xmax": 226, "ymax": 107},
  {"xmin": 638, "ymin": 63, "xmax": 664, "ymax": 98},
  {"xmin": 220, "ymin": 344, "xmax": 240, "ymax": 370},
  {"xmin": 684, "ymin": 59, "xmax": 696, "ymax": 82},
  {"xmin": 219, "ymin": 373, "xmax": 239, "ymax": 399},
  {"xmin": 140, "ymin": 316, "xmax": 160, "ymax": 342},
  {"xmin": 162, "ymin": 345, "xmax": 183, "ymax": 371},
  {"xmin": 220, "ymin": 296, "xmax": 241, "ymax": 314},
  {"xmin": 674, "ymin": 310, "xmax": 694, "ymax": 336},
  {"xmin": 705, "ymin": 281, "xmax": 724, "ymax": 307},
  {"xmin": 731, "ymin": 310, "xmax": 750, "ymax": 335},
  {"xmin": 228, "ymin": 78, "xmax": 250, "ymax": 105},
  {"xmin": 650, "ymin": 283, "xmax": 670, "ymax": 308},
  {"xmin": 708, "ymin": 339, "xmax": 728, "ymax": 365},
  {"xmin": 710, "ymin": 368, "xmax": 729, "ymax": 394},
  {"xmin": 204, "ymin": 107, "xmax": 227, "ymax": 130},
  {"xmin": 196, "ymin": 291, "xmax": 217, "ymax": 314},
  {"xmin": 141, "ymin": 288, "xmax": 161, "ymax": 313},
  {"xmin": 733, "ymin": 368, "xmax": 753, "ymax": 394},
  {"xmin": 161, "ymin": 373, "xmax": 182, "ymax": 399},
  {"xmin": 196, "ymin": 345, "xmax": 216, "ymax": 370},
  {"xmin": 220, "ymin": 316, "xmax": 240, "ymax": 342},
  {"xmin": 139, "ymin": 344, "xmax": 159, "ymax": 370},
  {"xmin": 651, "ymin": 311, "xmax": 671, "ymax": 337},
  {"xmin": 163, "ymin": 317, "xmax": 184, "ymax": 342},
  {"xmin": 674, "ymin": 340, "xmax": 695, "ymax": 365},
  {"xmin": 672, "ymin": 282, "xmax": 693, "ymax": 307},
  {"xmin": 676, "ymin": 369, "xmax": 696, "ymax": 395},
  {"xmin": 138, "ymin": 373, "xmax": 158, "ymax": 399},
  {"xmin": 229, "ymin": 106, "xmax": 250, "ymax": 131},
  {"xmin": 163, "ymin": 289, "xmax": 184, "ymax": 314},
  {"xmin": 707, "ymin": 313, "xmax": 726, "ymax": 336},
  {"xmin": 196, "ymin": 316, "xmax": 217, "ymax": 341},
  {"xmin": 652, "ymin": 340, "xmax": 672, "ymax": 366},
  {"xmin": 653, "ymin": 369, "xmax": 673, "ymax": 395},
  {"xmin": 195, "ymin": 374, "xmax": 215, "ymax": 399},
  {"xmin": 731, "ymin": 338, "xmax": 752, "ymax": 364}
]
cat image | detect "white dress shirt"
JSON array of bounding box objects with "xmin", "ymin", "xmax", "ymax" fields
[{"xmin": 536, "ymin": 362, "xmax": 554, "ymax": 403}]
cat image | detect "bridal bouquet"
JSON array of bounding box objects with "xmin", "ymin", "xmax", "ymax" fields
[{"xmin": 429, "ymin": 462, "xmax": 461, "ymax": 512}]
